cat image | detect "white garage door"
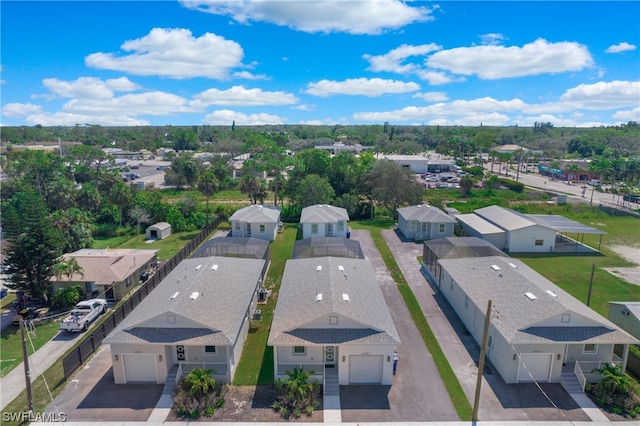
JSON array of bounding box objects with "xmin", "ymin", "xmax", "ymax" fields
[
  {"xmin": 349, "ymin": 355, "xmax": 383, "ymax": 384},
  {"xmin": 517, "ymin": 353, "xmax": 552, "ymax": 383},
  {"xmin": 123, "ymin": 354, "xmax": 157, "ymax": 383}
]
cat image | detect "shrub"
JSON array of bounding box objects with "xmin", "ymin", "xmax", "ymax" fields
[
  {"xmin": 496, "ymin": 177, "xmax": 524, "ymax": 192},
  {"xmin": 272, "ymin": 367, "xmax": 321, "ymax": 419}
]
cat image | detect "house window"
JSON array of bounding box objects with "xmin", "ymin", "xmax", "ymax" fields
[
  {"xmin": 327, "ymin": 223, "xmax": 333, "ymax": 236},
  {"xmin": 125, "ymin": 277, "xmax": 131, "ymax": 287},
  {"xmin": 234, "ymin": 222, "xmax": 241, "ymax": 231},
  {"xmin": 535, "ymin": 239, "xmax": 544, "ymax": 246},
  {"xmin": 583, "ymin": 344, "xmax": 597, "ymax": 354},
  {"xmin": 337, "ymin": 221, "xmax": 345, "ymax": 232},
  {"xmin": 204, "ymin": 346, "xmax": 216, "ymax": 354},
  {"xmin": 259, "ymin": 224, "xmax": 266, "ymax": 233},
  {"xmin": 246, "ymin": 223, "xmax": 252, "ymax": 236},
  {"xmin": 293, "ymin": 346, "xmax": 306, "ymax": 356},
  {"xmin": 410, "ymin": 221, "xmax": 417, "ymax": 231},
  {"xmin": 311, "ymin": 224, "xmax": 318, "ymax": 234},
  {"xmin": 487, "ymin": 335, "xmax": 493, "ymax": 348},
  {"xmin": 439, "ymin": 223, "xmax": 445, "ymax": 233},
  {"xmin": 561, "ymin": 314, "xmax": 571, "ymax": 323},
  {"xmin": 329, "ymin": 316, "xmax": 338, "ymax": 325}
]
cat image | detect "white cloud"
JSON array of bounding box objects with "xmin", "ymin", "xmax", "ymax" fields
[
  {"xmin": 305, "ymin": 78, "xmax": 420, "ymax": 97},
  {"xmin": 612, "ymin": 107, "xmax": 640, "ymax": 122},
  {"xmin": 413, "ymin": 92, "xmax": 449, "ymax": 102},
  {"xmin": 203, "ymin": 109, "xmax": 284, "ymax": 125},
  {"xmin": 61, "ymin": 91, "xmax": 196, "ymax": 116},
  {"xmin": 180, "ymin": 0, "xmax": 435, "ymax": 35},
  {"xmin": 478, "ymin": 33, "xmax": 506, "ymax": 46},
  {"xmin": 427, "ymin": 38, "xmax": 594, "ymax": 79},
  {"xmin": 364, "ymin": 43, "xmax": 441, "ymax": 73},
  {"xmin": 190, "ymin": 86, "xmax": 298, "ymax": 107},
  {"xmin": 2, "ymin": 103, "xmax": 43, "ymax": 117},
  {"xmin": 24, "ymin": 112, "xmax": 149, "ymax": 127},
  {"xmin": 605, "ymin": 42, "xmax": 637, "ymax": 53},
  {"xmin": 414, "ymin": 69, "xmax": 463, "ymax": 85},
  {"xmin": 559, "ymin": 80, "xmax": 640, "ymax": 110},
  {"xmin": 85, "ymin": 28, "xmax": 246, "ymax": 79},
  {"xmin": 42, "ymin": 77, "xmax": 139, "ymax": 100}
]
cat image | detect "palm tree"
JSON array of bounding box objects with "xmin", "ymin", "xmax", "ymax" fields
[
  {"xmin": 108, "ymin": 182, "xmax": 132, "ymax": 226},
  {"xmin": 54, "ymin": 257, "xmax": 84, "ymax": 285},
  {"xmin": 592, "ymin": 363, "xmax": 632, "ymax": 395},
  {"xmin": 197, "ymin": 170, "xmax": 219, "ymax": 225},
  {"xmin": 183, "ymin": 368, "xmax": 216, "ymax": 399}
]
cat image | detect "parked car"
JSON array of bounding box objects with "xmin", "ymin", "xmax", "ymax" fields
[
  {"xmin": 124, "ymin": 173, "xmax": 140, "ymax": 180},
  {"xmin": 59, "ymin": 299, "xmax": 107, "ymax": 332},
  {"xmin": 623, "ymin": 194, "xmax": 640, "ymax": 203}
]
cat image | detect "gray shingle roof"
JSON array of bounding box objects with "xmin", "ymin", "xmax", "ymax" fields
[
  {"xmin": 105, "ymin": 256, "xmax": 265, "ymax": 345},
  {"xmin": 229, "ymin": 204, "xmax": 281, "ymax": 223},
  {"xmin": 437, "ymin": 256, "xmax": 638, "ymax": 345},
  {"xmin": 397, "ymin": 204, "xmax": 456, "ymax": 223},
  {"xmin": 268, "ymin": 257, "xmax": 400, "ymax": 346},
  {"xmin": 300, "ymin": 204, "xmax": 349, "ymax": 223}
]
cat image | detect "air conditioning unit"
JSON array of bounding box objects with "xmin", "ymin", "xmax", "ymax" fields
[{"xmin": 252, "ymin": 310, "xmax": 262, "ymax": 321}]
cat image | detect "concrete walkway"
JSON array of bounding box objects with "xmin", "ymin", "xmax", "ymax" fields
[{"xmin": 0, "ymin": 328, "xmax": 82, "ymax": 410}]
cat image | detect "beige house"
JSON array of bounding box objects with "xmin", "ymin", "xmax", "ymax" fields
[
  {"xmin": 52, "ymin": 249, "xmax": 158, "ymax": 300},
  {"xmin": 104, "ymin": 256, "xmax": 266, "ymax": 384}
]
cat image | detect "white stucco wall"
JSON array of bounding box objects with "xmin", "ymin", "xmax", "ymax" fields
[
  {"xmin": 231, "ymin": 221, "xmax": 277, "ymax": 241},
  {"xmin": 507, "ymin": 226, "xmax": 556, "ymax": 253}
]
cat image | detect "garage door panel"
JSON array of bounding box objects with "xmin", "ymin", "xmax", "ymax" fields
[
  {"xmin": 124, "ymin": 354, "xmax": 157, "ymax": 383},
  {"xmin": 517, "ymin": 353, "xmax": 552, "ymax": 383},
  {"xmin": 349, "ymin": 355, "xmax": 383, "ymax": 384}
]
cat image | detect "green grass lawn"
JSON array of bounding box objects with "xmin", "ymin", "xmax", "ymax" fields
[
  {"xmin": 232, "ymin": 225, "xmax": 297, "ymax": 385},
  {"xmin": 93, "ymin": 229, "xmax": 201, "ymax": 259},
  {"xmin": 0, "ymin": 320, "xmax": 60, "ymax": 378}
]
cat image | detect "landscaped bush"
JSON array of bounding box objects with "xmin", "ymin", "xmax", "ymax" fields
[
  {"xmin": 496, "ymin": 177, "xmax": 525, "ymax": 192},
  {"xmin": 172, "ymin": 368, "xmax": 227, "ymax": 419},
  {"xmin": 586, "ymin": 363, "xmax": 640, "ymax": 418},
  {"xmin": 271, "ymin": 367, "xmax": 321, "ymax": 419}
]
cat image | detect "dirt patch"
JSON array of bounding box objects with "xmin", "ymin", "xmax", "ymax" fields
[
  {"xmin": 603, "ymin": 245, "xmax": 640, "ymax": 286},
  {"xmin": 165, "ymin": 385, "xmax": 323, "ymax": 423}
]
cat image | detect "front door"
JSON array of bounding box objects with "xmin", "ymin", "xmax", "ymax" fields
[{"xmin": 324, "ymin": 346, "xmax": 336, "ymax": 367}]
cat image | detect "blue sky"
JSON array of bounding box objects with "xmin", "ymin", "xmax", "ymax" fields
[{"xmin": 1, "ymin": 1, "xmax": 639, "ymax": 127}]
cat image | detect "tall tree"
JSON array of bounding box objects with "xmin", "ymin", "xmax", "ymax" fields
[
  {"xmin": 365, "ymin": 160, "xmax": 424, "ymax": 217},
  {"xmin": 108, "ymin": 182, "xmax": 133, "ymax": 226},
  {"xmin": 197, "ymin": 169, "xmax": 219, "ymax": 225},
  {"xmin": 1, "ymin": 192, "xmax": 63, "ymax": 298},
  {"xmin": 294, "ymin": 174, "xmax": 335, "ymax": 208},
  {"xmin": 128, "ymin": 206, "xmax": 151, "ymax": 241}
]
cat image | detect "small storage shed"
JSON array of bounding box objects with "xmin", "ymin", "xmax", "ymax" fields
[{"xmin": 146, "ymin": 222, "xmax": 171, "ymax": 240}]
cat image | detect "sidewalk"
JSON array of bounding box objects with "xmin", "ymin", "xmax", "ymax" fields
[{"xmin": 0, "ymin": 328, "xmax": 81, "ymax": 410}]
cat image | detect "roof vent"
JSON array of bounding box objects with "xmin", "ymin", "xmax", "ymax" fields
[
  {"xmin": 316, "ymin": 265, "xmax": 322, "ymax": 272},
  {"xmin": 491, "ymin": 265, "xmax": 501, "ymax": 271},
  {"xmin": 190, "ymin": 292, "xmax": 200, "ymax": 300},
  {"xmin": 170, "ymin": 292, "xmax": 179, "ymax": 300},
  {"xmin": 315, "ymin": 293, "xmax": 323, "ymax": 302},
  {"xmin": 195, "ymin": 264, "xmax": 202, "ymax": 270},
  {"xmin": 342, "ymin": 294, "xmax": 350, "ymax": 302},
  {"xmin": 525, "ymin": 292, "xmax": 537, "ymax": 300},
  {"xmin": 546, "ymin": 290, "xmax": 558, "ymax": 298},
  {"xmin": 211, "ymin": 264, "xmax": 219, "ymax": 271}
]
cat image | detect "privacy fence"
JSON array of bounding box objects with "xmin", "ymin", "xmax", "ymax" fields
[{"xmin": 62, "ymin": 216, "xmax": 227, "ymax": 380}]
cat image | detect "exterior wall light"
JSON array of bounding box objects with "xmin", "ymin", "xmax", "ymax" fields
[
  {"xmin": 342, "ymin": 356, "xmax": 346, "ymax": 362},
  {"xmin": 114, "ymin": 355, "xmax": 119, "ymax": 361},
  {"xmin": 159, "ymin": 355, "xmax": 163, "ymax": 362}
]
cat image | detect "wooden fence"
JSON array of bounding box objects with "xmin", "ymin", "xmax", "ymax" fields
[{"xmin": 62, "ymin": 216, "xmax": 227, "ymax": 379}]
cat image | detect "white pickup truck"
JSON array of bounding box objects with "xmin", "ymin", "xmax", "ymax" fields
[{"xmin": 59, "ymin": 299, "xmax": 107, "ymax": 332}]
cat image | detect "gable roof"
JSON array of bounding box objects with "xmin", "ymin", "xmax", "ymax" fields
[
  {"xmin": 438, "ymin": 256, "xmax": 637, "ymax": 345},
  {"xmin": 60, "ymin": 249, "xmax": 157, "ymax": 284},
  {"xmin": 268, "ymin": 257, "xmax": 400, "ymax": 346},
  {"xmin": 229, "ymin": 204, "xmax": 281, "ymax": 223},
  {"xmin": 397, "ymin": 204, "xmax": 456, "ymax": 223},
  {"xmin": 105, "ymin": 256, "xmax": 265, "ymax": 345},
  {"xmin": 474, "ymin": 205, "xmax": 545, "ymax": 231},
  {"xmin": 300, "ymin": 204, "xmax": 349, "ymax": 223},
  {"xmin": 456, "ymin": 213, "xmax": 506, "ymax": 235}
]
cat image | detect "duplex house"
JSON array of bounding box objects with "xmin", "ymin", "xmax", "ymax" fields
[
  {"xmin": 269, "ymin": 257, "xmax": 400, "ymax": 387},
  {"xmin": 300, "ymin": 204, "xmax": 349, "ymax": 239},
  {"xmin": 104, "ymin": 256, "xmax": 265, "ymax": 384},
  {"xmin": 229, "ymin": 204, "xmax": 281, "ymax": 242},
  {"xmin": 52, "ymin": 248, "xmax": 158, "ymax": 300},
  {"xmin": 397, "ymin": 204, "xmax": 456, "ymax": 241},
  {"xmin": 432, "ymin": 256, "xmax": 637, "ymax": 384}
]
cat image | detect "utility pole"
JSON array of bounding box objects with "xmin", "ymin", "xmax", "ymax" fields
[
  {"xmin": 20, "ymin": 317, "xmax": 34, "ymax": 415},
  {"xmin": 587, "ymin": 263, "xmax": 596, "ymax": 306},
  {"xmin": 472, "ymin": 299, "xmax": 492, "ymax": 422}
]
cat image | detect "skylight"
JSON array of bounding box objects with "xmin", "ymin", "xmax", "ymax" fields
[
  {"xmin": 342, "ymin": 294, "xmax": 350, "ymax": 302},
  {"xmin": 546, "ymin": 290, "xmax": 558, "ymax": 298},
  {"xmin": 491, "ymin": 265, "xmax": 501, "ymax": 271},
  {"xmin": 525, "ymin": 292, "xmax": 537, "ymax": 300},
  {"xmin": 190, "ymin": 292, "xmax": 200, "ymax": 300},
  {"xmin": 316, "ymin": 265, "xmax": 322, "ymax": 272},
  {"xmin": 195, "ymin": 264, "xmax": 202, "ymax": 270},
  {"xmin": 211, "ymin": 264, "xmax": 219, "ymax": 271},
  {"xmin": 170, "ymin": 292, "xmax": 179, "ymax": 300},
  {"xmin": 315, "ymin": 293, "xmax": 323, "ymax": 302}
]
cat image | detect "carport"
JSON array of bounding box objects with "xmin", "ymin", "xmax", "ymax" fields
[{"xmin": 527, "ymin": 215, "xmax": 606, "ymax": 252}]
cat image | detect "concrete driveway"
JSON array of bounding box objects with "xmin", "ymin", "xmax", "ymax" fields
[
  {"xmin": 381, "ymin": 228, "xmax": 590, "ymax": 422},
  {"xmin": 342, "ymin": 230, "xmax": 458, "ymax": 422}
]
